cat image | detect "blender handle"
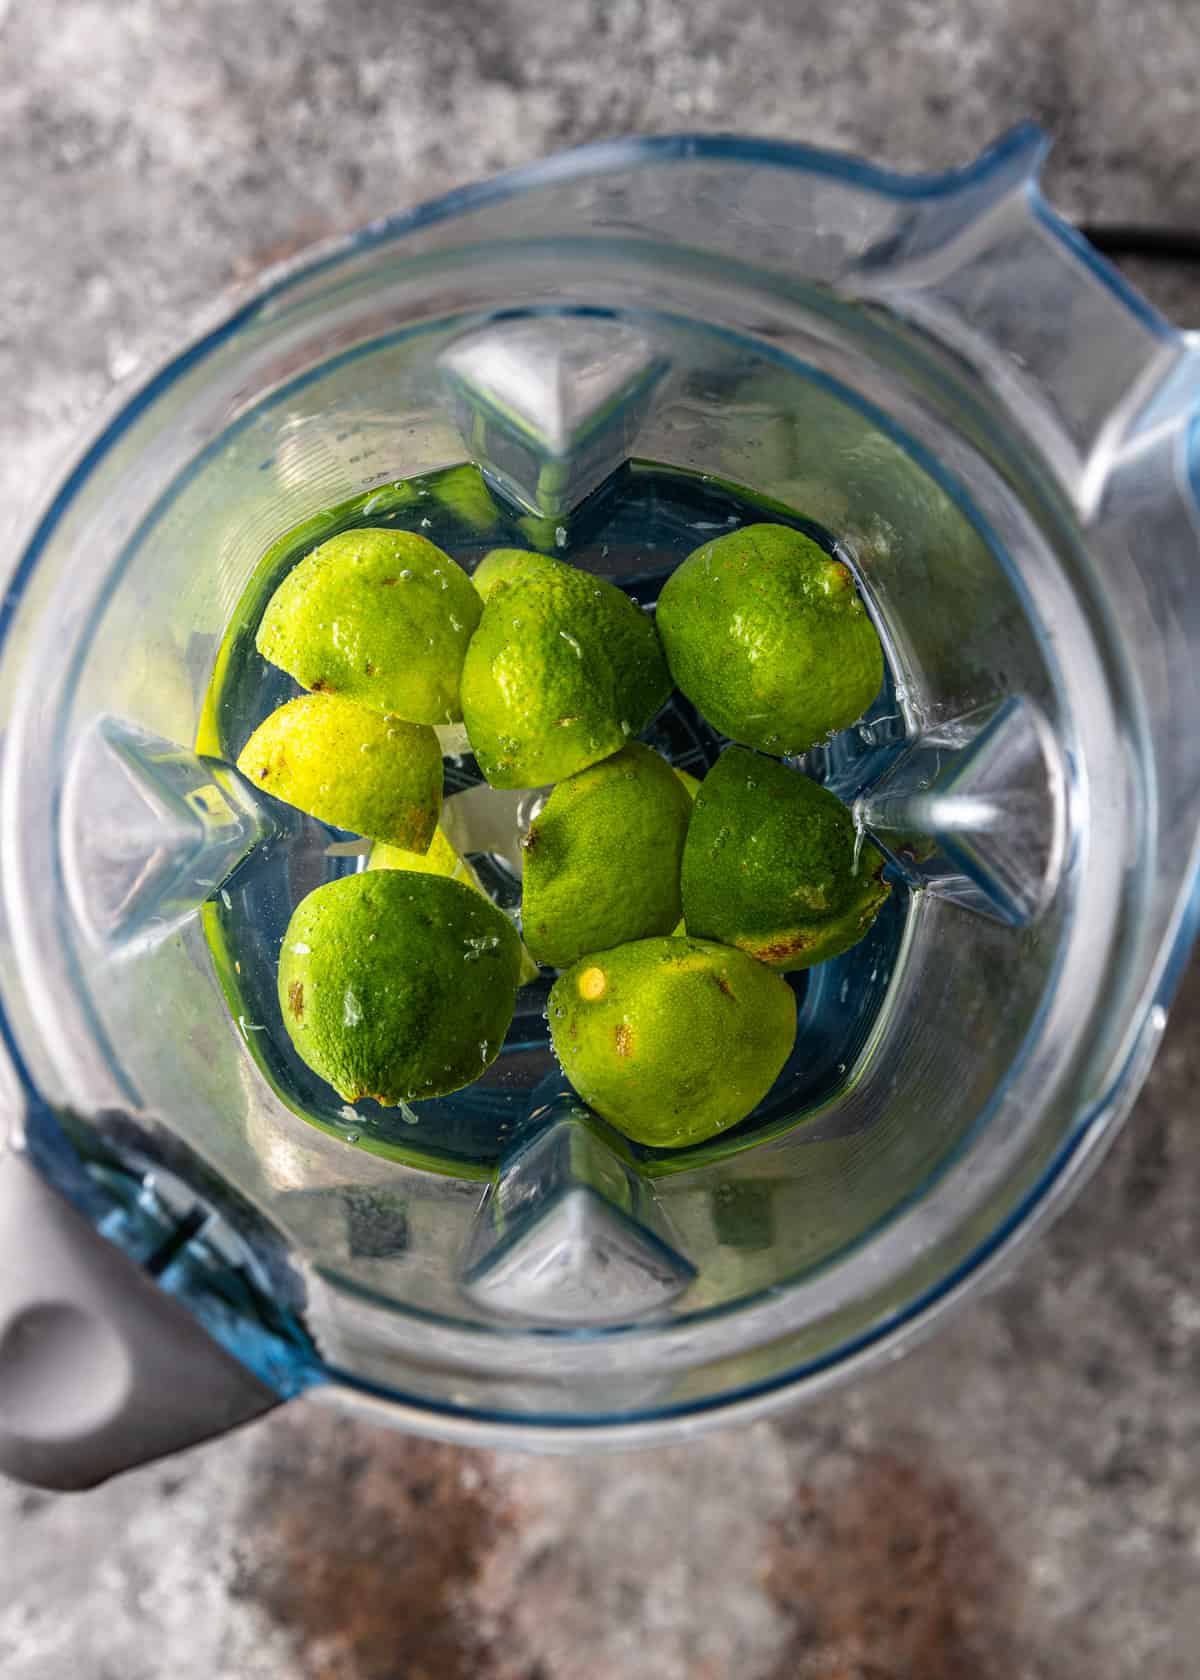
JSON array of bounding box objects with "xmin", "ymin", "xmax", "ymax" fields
[{"xmin": 0, "ymin": 1143, "xmax": 279, "ymax": 1491}]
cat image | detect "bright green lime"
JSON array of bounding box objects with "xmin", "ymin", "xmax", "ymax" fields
[
  {"xmin": 549, "ymin": 936, "xmax": 796, "ymax": 1148},
  {"xmin": 681, "ymin": 746, "xmax": 889, "ymax": 969},
  {"xmin": 236, "ymin": 693, "xmax": 441, "ymax": 849},
  {"xmin": 277, "ymin": 871, "xmax": 521, "ymax": 1105},
  {"xmin": 256, "ymin": 528, "xmax": 482, "ymax": 724},
  {"xmin": 521, "ymin": 743, "xmax": 693, "ymax": 969},
  {"xmin": 460, "ymin": 552, "xmax": 671, "ymax": 788},
  {"xmin": 655, "ymin": 522, "xmax": 884, "ymax": 755}
]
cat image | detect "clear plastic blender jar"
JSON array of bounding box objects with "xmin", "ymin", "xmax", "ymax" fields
[{"xmin": 2, "ymin": 126, "xmax": 1198, "ymax": 1488}]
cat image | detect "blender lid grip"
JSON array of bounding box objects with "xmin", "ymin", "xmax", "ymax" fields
[{"xmin": 0, "ymin": 1143, "xmax": 280, "ymax": 1491}]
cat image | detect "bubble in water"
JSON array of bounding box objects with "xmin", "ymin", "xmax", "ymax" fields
[
  {"xmin": 399, "ymin": 568, "xmax": 413, "ymax": 579},
  {"xmin": 343, "ymin": 989, "xmax": 362, "ymax": 1027},
  {"xmin": 559, "ymin": 630, "xmax": 583, "ymax": 658},
  {"xmin": 555, "ymin": 526, "xmax": 567, "ymax": 547},
  {"xmin": 479, "ymin": 1040, "xmax": 491, "ymax": 1062},
  {"xmin": 851, "ymin": 809, "xmax": 865, "ymax": 876},
  {"xmin": 291, "ymin": 941, "xmax": 311, "ymax": 955},
  {"xmin": 343, "ymin": 1130, "xmax": 361, "ymax": 1144},
  {"xmin": 421, "ymin": 517, "xmax": 432, "ymax": 528}
]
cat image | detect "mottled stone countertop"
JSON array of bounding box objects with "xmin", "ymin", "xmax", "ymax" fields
[{"xmin": 2, "ymin": 1, "xmax": 1199, "ymax": 1676}]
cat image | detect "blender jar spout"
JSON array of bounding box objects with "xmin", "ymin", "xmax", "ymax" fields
[{"xmin": 843, "ymin": 121, "xmax": 1200, "ymax": 517}]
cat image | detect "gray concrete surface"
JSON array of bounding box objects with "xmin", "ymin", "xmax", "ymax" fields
[{"xmin": 3, "ymin": 1, "xmax": 1200, "ymax": 1676}]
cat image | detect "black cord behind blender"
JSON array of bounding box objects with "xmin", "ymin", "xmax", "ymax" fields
[{"xmin": 1080, "ymin": 224, "xmax": 1200, "ymax": 264}]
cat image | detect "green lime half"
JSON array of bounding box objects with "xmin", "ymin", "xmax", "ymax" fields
[
  {"xmin": 656, "ymin": 522, "xmax": 884, "ymax": 755},
  {"xmin": 681, "ymin": 746, "xmax": 889, "ymax": 969},
  {"xmin": 521, "ymin": 742, "xmax": 693, "ymax": 968},
  {"xmin": 256, "ymin": 528, "xmax": 482, "ymax": 724},
  {"xmin": 548, "ymin": 936, "xmax": 796, "ymax": 1148},
  {"xmin": 237, "ymin": 693, "xmax": 441, "ymax": 849},
  {"xmin": 460, "ymin": 552, "xmax": 672, "ymax": 788},
  {"xmin": 278, "ymin": 871, "xmax": 521, "ymax": 1105}
]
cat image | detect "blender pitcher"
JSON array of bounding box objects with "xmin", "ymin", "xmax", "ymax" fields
[{"xmin": 2, "ymin": 127, "xmax": 1199, "ymax": 1489}]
